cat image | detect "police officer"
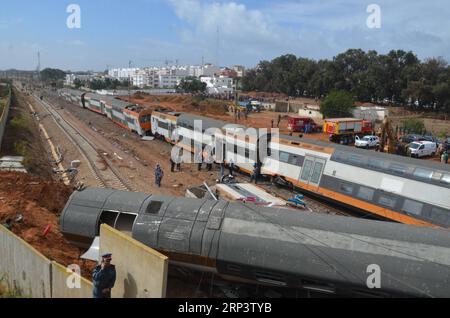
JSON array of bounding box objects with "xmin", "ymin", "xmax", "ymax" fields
[{"xmin": 92, "ymin": 253, "xmax": 116, "ymax": 299}]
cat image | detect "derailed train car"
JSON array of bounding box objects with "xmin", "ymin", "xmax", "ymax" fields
[
  {"xmin": 59, "ymin": 89, "xmax": 152, "ymax": 136},
  {"xmin": 57, "ymin": 88, "xmax": 450, "ymax": 229},
  {"xmin": 60, "ymin": 187, "xmax": 450, "ymax": 298}
]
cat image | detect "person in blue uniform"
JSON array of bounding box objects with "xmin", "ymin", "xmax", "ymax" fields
[{"xmin": 92, "ymin": 253, "xmax": 116, "ymax": 298}]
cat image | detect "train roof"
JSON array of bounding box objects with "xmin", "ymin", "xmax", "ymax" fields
[
  {"xmin": 61, "ymin": 187, "xmax": 450, "ymax": 297},
  {"xmin": 177, "ymin": 113, "xmax": 229, "ymax": 131},
  {"xmin": 278, "ymin": 134, "xmax": 450, "ymax": 177},
  {"xmin": 102, "ymin": 96, "xmax": 135, "ymax": 110}
]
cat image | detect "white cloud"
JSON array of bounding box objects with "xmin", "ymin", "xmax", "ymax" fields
[{"xmin": 167, "ymin": 0, "xmax": 450, "ymax": 66}]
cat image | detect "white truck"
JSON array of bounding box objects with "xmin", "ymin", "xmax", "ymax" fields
[
  {"xmin": 408, "ymin": 141, "xmax": 437, "ymax": 158},
  {"xmin": 355, "ymin": 135, "xmax": 380, "ymax": 149}
]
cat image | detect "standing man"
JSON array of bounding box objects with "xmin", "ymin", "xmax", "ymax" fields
[
  {"xmin": 155, "ymin": 164, "xmax": 164, "ymax": 188},
  {"xmin": 444, "ymin": 151, "xmax": 449, "ymax": 164},
  {"xmin": 271, "ymin": 119, "xmax": 274, "ymax": 129},
  {"xmin": 228, "ymin": 158, "xmax": 235, "ymax": 176},
  {"xmin": 196, "ymin": 150, "xmax": 203, "ymax": 171},
  {"xmin": 277, "ymin": 115, "xmax": 282, "ymax": 128},
  {"xmin": 250, "ymin": 163, "xmax": 260, "ymax": 184},
  {"xmin": 219, "ymin": 162, "xmax": 225, "ymax": 180},
  {"xmin": 169, "ymin": 157, "xmax": 176, "ymax": 173},
  {"xmin": 92, "ymin": 253, "xmax": 116, "ymax": 299}
]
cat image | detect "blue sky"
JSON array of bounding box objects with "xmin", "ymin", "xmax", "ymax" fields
[{"xmin": 1, "ymin": 0, "xmax": 449, "ymax": 71}]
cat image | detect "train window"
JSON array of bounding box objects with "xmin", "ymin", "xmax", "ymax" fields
[
  {"xmin": 378, "ymin": 194, "xmax": 397, "ymax": 209},
  {"xmin": 413, "ymin": 168, "xmax": 433, "ymax": 181},
  {"xmin": 402, "ymin": 200, "xmax": 423, "ymax": 216},
  {"xmin": 279, "ymin": 152, "xmax": 290, "ymax": 163},
  {"xmin": 348, "ymin": 154, "xmax": 364, "ymax": 165},
  {"xmin": 333, "ymin": 151, "xmax": 346, "ymax": 162},
  {"xmin": 310, "ymin": 162, "xmax": 324, "ymax": 184},
  {"xmin": 339, "ymin": 183, "xmax": 354, "ymax": 195},
  {"xmin": 430, "ymin": 207, "xmax": 449, "ymax": 227},
  {"xmin": 357, "ymin": 187, "xmax": 375, "ymax": 201},
  {"xmin": 388, "ymin": 163, "xmax": 407, "ymax": 176},
  {"xmin": 289, "ymin": 154, "xmax": 303, "ymax": 166},
  {"xmin": 301, "ymin": 160, "xmax": 314, "ymax": 181},
  {"xmin": 368, "ymin": 159, "xmax": 385, "ymax": 170},
  {"xmin": 440, "ymin": 174, "xmax": 450, "ymax": 186},
  {"xmin": 146, "ymin": 201, "xmax": 164, "ymax": 214}
]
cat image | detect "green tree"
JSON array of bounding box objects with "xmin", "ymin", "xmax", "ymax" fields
[
  {"xmin": 177, "ymin": 77, "xmax": 207, "ymax": 94},
  {"xmin": 40, "ymin": 68, "xmax": 66, "ymax": 82},
  {"xmin": 403, "ymin": 118, "xmax": 425, "ymax": 134},
  {"xmin": 320, "ymin": 90, "xmax": 355, "ymax": 119}
]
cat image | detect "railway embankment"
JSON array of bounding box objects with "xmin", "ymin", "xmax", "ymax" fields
[{"xmin": 0, "ymin": 87, "xmax": 52, "ymax": 176}]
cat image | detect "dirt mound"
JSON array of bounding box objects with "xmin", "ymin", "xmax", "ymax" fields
[{"xmin": 0, "ymin": 172, "xmax": 95, "ymax": 277}]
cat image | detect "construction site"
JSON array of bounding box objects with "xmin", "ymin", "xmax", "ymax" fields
[{"xmin": 0, "ymin": 76, "xmax": 450, "ymax": 299}]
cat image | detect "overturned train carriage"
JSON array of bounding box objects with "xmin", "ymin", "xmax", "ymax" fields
[{"xmin": 60, "ymin": 187, "xmax": 450, "ymax": 297}]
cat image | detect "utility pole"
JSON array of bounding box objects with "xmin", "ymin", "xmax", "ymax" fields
[
  {"xmin": 216, "ymin": 26, "xmax": 220, "ymax": 67},
  {"xmin": 128, "ymin": 60, "xmax": 132, "ymax": 101},
  {"xmin": 36, "ymin": 51, "xmax": 41, "ymax": 82}
]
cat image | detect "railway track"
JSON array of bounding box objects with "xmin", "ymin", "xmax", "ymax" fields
[{"xmin": 34, "ymin": 95, "xmax": 134, "ymax": 191}]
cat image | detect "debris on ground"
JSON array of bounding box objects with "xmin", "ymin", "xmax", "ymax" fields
[{"xmin": 0, "ymin": 171, "xmax": 95, "ymax": 278}]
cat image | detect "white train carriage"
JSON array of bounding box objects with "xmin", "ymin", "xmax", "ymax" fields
[
  {"xmin": 84, "ymin": 93, "xmax": 104, "ymax": 115},
  {"xmin": 221, "ymin": 125, "xmax": 262, "ymax": 174},
  {"xmin": 175, "ymin": 114, "xmax": 228, "ymax": 157},
  {"xmin": 262, "ymin": 134, "xmax": 450, "ymax": 228},
  {"xmin": 151, "ymin": 110, "xmax": 181, "ymax": 143}
]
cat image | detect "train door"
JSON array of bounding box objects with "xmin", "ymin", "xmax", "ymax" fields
[
  {"xmin": 299, "ymin": 156, "xmax": 326, "ymax": 190},
  {"xmin": 152, "ymin": 116, "xmax": 158, "ymax": 135}
]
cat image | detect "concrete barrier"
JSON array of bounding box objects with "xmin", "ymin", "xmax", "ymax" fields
[
  {"xmin": 100, "ymin": 224, "xmax": 168, "ymax": 298},
  {"xmin": 0, "ymin": 226, "xmax": 52, "ymax": 298},
  {"xmin": 51, "ymin": 261, "xmax": 93, "ymax": 298},
  {"xmin": 0, "ymin": 84, "xmax": 11, "ymax": 150}
]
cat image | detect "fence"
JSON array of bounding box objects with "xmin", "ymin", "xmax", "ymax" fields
[
  {"xmin": 0, "ymin": 84, "xmax": 11, "ymax": 151},
  {"xmin": 0, "ymin": 224, "xmax": 168, "ymax": 298},
  {"xmin": 99, "ymin": 225, "xmax": 168, "ymax": 298}
]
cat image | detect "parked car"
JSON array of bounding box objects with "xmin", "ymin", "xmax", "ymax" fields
[
  {"xmin": 400, "ymin": 134, "xmax": 424, "ymax": 144},
  {"xmin": 422, "ymin": 135, "xmax": 439, "ymax": 145},
  {"xmin": 355, "ymin": 135, "xmax": 380, "ymax": 149},
  {"xmin": 408, "ymin": 141, "xmax": 437, "ymax": 158}
]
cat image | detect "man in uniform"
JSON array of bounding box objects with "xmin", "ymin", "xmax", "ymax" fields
[{"xmin": 92, "ymin": 253, "xmax": 116, "ymax": 298}]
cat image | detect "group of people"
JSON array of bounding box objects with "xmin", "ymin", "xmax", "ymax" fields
[
  {"xmin": 153, "ymin": 156, "xmax": 264, "ymax": 188},
  {"xmin": 271, "ymin": 115, "xmax": 283, "ymax": 129}
]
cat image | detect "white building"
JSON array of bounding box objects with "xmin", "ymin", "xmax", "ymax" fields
[
  {"xmin": 158, "ymin": 75, "xmax": 184, "ymax": 88},
  {"xmin": 65, "ymin": 73, "xmax": 100, "ymax": 86},
  {"xmin": 232, "ymin": 65, "xmax": 246, "ymax": 77},
  {"xmin": 200, "ymin": 76, "xmax": 234, "ymax": 95},
  {"xmin": 108, "ymin": 68, "xmax": 140, "ymax": 81}
]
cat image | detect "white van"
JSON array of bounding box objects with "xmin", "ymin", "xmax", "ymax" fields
[{"xmin": 409, "ymin": 141, "xmax": 437, "ymax": 158}]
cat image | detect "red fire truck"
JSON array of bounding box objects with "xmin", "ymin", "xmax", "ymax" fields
[{"xmin": 287, "ymin": 116, "xmax": 319, "ymax": 133}]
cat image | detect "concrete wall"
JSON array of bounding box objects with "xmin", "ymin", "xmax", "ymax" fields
[
  {"xmin": 275, "ymin": 101, "xmax": 305, "ymax": 113},
  {"xmin": 0, "ymin": 226, "xmax": 52, "ymax": 298},
  {"xmin": 99, "ymin": 225, "xmax": 168, "ymax": 298},
  {"xmin": 51, "ymin": 261, "xmax": 93, "ymax": 298},
  {"xmin": 0, "ymin": 85, "xmax": 11, "ymax": 150}
]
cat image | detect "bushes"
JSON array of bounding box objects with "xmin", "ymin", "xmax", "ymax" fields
[
  {"xmin": 320, "ymin": 90, "xmax": 355, "ymax": 119},
  {"xmin": 403, "ymin": 118, "xmax": 425, "ymax": 134}
]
